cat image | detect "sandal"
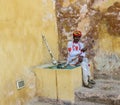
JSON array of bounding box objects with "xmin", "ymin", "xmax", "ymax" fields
[
  {"xmin": 88, "ymin": 79, "xmax": 96, "ymax": 84},
  {"xmin": 84, "ymin": 83, "xmax": 94, "ymax": 88}
]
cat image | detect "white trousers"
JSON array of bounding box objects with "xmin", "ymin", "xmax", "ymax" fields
[{"xmin": 81, "ymin": 58, "xmax": 91, "ymax": 85}]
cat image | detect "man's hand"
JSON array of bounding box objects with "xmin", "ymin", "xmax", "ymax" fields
[
  {"xmin": 81, "ymin": 47, "xmax": 87, "ymax": 52},
  {"xmin": 75, "ymin": 55, "xmax": 83, "ymax": 66},
  {"xmin": 78, "ymin": 56, "xmax": 83, "ymax": 62}
]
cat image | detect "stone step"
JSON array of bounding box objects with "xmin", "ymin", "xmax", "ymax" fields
[
  {"xmin": 94, "ymin": 70, "xmax": 120, "ymax": 80},
  {"xmin": 74, "ymin": 101, "xmax": 106, "ymax": 105},
  {"xmin": 75, "ymin": 79, "xmax": 120, "ymax": 105}
]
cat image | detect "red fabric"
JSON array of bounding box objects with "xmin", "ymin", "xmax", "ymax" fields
[
  {"xmin": 68, "ymin": 48, "xmax": 71, "ymax": 52},
  {"xmin": 75, "ymin": 46, "xmax": 78, "ymax": 50},
  {"xmin": 73, "ymin": 30, "xmax": 82, "ymax": 37}
]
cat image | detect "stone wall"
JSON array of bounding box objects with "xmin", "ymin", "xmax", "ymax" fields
[{"xmin": 56, "ymin": 0, "xmax": 120, "ymax": 74}]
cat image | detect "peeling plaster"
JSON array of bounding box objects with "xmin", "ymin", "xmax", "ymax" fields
[
  {"xmin": 94, "ymin": 52, "xmax": 120, "ymax": 71},
  {"xmin": 80, "ymin": 4, "xmax": 88, "ymax": 14},
  {"xmin": 93, "ymin": 0, "xmax": 108, "ymax": 8},
  {"xmin": 117, "ymin": 12, "xmax": 120, "ymax": 20},
  {"xmin": 52, "ymin": 0, "xmax": 56, "ymax": 10},
  {"xmin": 8, "ymin": 91, "xmax": 14, "ymax": 96},
  {"xmin": 42, "ymin": 13, "xmax": 53, "ymax": 22},
  {"xmin": 16, "ymin": 100, "xmax": 21, "ymax": 105},
  {"xmin": 42, "ymin": 0, "xmax": 47, "ymax": 5}
]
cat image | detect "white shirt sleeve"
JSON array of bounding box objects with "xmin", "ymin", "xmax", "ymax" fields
[
  {"xmin": 79, "ymin": 42, "xmax": 84, "ymax": 49},
  {"xmin": 79, "ymin": 42, "xmax": 86, "ymax": 57}
]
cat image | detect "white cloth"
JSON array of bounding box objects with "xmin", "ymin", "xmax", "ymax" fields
[
  {"xmin": 67, "ymin": 41, "xmax": 91, "ymax": 85},
  {"xmin": 67, "ymin": 41, "xmax": 85, "ymax": 65},
  {"xmin": 81, "ymin": 58, "xmax": 91, "ymax": 85}
]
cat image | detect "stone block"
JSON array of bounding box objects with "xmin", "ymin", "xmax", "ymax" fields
[{"xmin": 33, "ymin": 64, "xmax": 82, "ymax": 103}]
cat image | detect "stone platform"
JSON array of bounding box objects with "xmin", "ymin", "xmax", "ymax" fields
[{"xmin": 33, "ymin": 63, "xmax": 82, "ymax": 103}]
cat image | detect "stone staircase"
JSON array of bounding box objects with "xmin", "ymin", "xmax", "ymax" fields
[
  {"xmin": 74, "ymin": 69, "xmax": 120, "ymax": 105},
  {"xmin": 28, "ymin": 70, "xmax": 120, "ymax": 105},
  {"xmin": 75, "ymin": 79, "xmax": 120, "ymax": 105}
]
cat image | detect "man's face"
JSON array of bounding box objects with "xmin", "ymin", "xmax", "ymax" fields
[{"xmin": 73, "ymin": 36, "xmax": 80, "ymax": 43}]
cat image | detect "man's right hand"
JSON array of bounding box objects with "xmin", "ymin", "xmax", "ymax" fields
[{"xmin": 78, "ymin": 56, "xmax": 83, "ymax": 62}]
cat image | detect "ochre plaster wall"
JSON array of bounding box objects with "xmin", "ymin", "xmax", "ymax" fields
[
  {"xmin": 94, "ymin": 22, "xmax": 120, "ymax": 71},
  {"xmin": 0, "ymin": 0, "xmax": 58, "ymax": 105}
]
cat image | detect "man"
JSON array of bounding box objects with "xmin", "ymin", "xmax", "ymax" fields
[{"xmin": 67, "ymin": 30, "xmax": 95, "ymax": 88}]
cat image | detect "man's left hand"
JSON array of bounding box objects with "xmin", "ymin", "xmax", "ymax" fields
[{"xmin": 78, "ymin": 56, "xmax": 83, "ymax": 62}]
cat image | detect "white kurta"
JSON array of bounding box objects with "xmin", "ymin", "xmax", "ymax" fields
[
  {"xmin": 67, "ymin": 41, "xmax": 85, "ymax": 65},
  {"xmin": 67, "ymin": 41, "xmax": 91, "ymax": 85}
]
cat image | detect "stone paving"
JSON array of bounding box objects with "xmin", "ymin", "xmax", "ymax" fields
[
  {"xmin": 27, "ymin": 98, "xmax": 106, "ymax": 105},
  {"xmin": 32, "ymin": 101, "xmax": 106, "ymax": 105}
]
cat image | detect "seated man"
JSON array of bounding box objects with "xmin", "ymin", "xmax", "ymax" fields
[{"xmin": 66, "ymin": 30, "xmax": 95, "ymax": 88}]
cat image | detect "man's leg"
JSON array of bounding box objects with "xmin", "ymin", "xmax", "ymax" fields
[
  {"xmin": 81, "ymin": 59, "xmax": 93, "ymax": 88},
  {"xmin": 86, "ymin": 58, "xmax": 95, "ymax": 84}
]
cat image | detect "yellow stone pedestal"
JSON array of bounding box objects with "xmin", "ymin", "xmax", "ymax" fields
[{"xmin": 33, "ymin": 64, "xmax": 82, "ymax": 103}]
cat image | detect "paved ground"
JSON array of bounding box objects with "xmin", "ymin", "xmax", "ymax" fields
[
  {"xmin": 27, "ymin": 79, "xmax": 120, "ymax": 105},
  {"xmin": 27, "ymin": 98, "xmax": 106, "ymax": 105},
  {"xmin": 33, "ymin": 101, "xmax": 106, "ymax": 105}
]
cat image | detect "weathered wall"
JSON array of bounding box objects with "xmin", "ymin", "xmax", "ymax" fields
[
  {"xmin": 56, "ymin": 0, "xmax": 120, "ymax": 78},
  {"xmin": 0, "ymin": 0, "xmax": 58, "ymax": 105},
  {"xmin": 56, "ymin": 0, "xmax": 95, "ymax": 60}
]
